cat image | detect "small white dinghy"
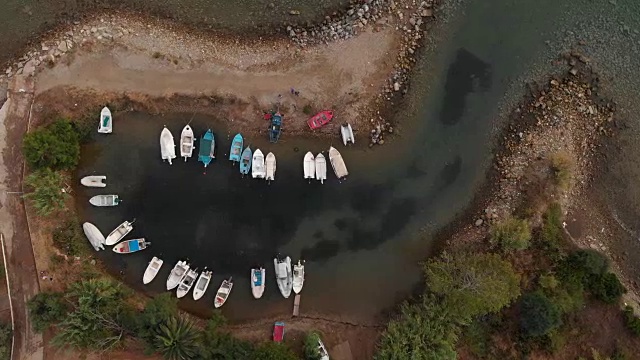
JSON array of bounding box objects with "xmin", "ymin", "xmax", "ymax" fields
[
  {"xmin": 160, "ymin": 126, "xmax": 176, "ymax": 165},
  {"xmin": 143, "ymin": 256, "xmax": 164, "ymax": 284},
  {"xmin": 252, "ymin": 149, "xmax": 266, "ymax": 179},
  {"xmin": 80, "ymin": 175, "xmax": 106, "ymax": 188},
  {"xmin": 166, "ymin": 261, "xmax": 190, "ymax": 290},
  {"xmin": 341, "ymin": 123, "xmax": 355, "ymax": 146},
  {"xmin": 89, "ymin": 194, "xmax": 120, "ymax": 207},
  {"xmin": 251, "ymin": 267, "xmax": 266, "ymax": 299},
  {"xmin": 82, "ymin": 222, "xmax": 105, "ymax": 251},
  {"xmin": 105, "ymin": 220, "xmax": 134, "ymax": 246},
  {"xmin": 98, "ymin": 107, "xmax": 112, "ymax": 134},
  {"xmin": 193, "ymin": 269, "xmax": 212, "ymax": 301},
  {"xmin": 274, "ymin": 256, "xmax": 293, "ymax": 299},
  {"xmin": 315, "ymin": 153, "xmax": 327, "ymax": 184},
  {"xmin": 292, "ymin": 260, "xmax": 305, "ymax": 294},
  {"xmin": 329, "ymin": 146, "xmax": 348, "ymax": 180},
  {"xmin": 180, "ymin": 125, "xmax": 195, "ymax": 161},
  {"xmin": 176, "ymin": 269, "xmax": 198, "ymax": 298},
  {"xmin": 265, "ymin": 152, "xmax": 276, "ymax": 183},
  {"xmin": 214, "ymin": 277, "xmax": 234, "ymax": 308},
  {"xmin": 303, "ymin": 152, "xmax": 315, "ymax": 181}
]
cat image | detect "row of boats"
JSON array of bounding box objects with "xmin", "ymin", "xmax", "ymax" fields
[{"xmin": 82, "ymin": 219, "xmax": 150, "ymax": 254}]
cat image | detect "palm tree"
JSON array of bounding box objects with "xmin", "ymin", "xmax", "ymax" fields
[{"xmin": 154, "ymin": 316, "xmax": 200, "ymax": 360}]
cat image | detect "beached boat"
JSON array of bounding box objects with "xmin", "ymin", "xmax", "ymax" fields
[
  {"xmin": 229, "ymin": 133, "xmax": 243, "ymax": 163},
  {"xmin": 180, "ymin": 125, "xmax": 195, "ymax": 161},
  {"xmin": 273, "ymin": 256, "xmax": 292, "ymax": 298},
  {"xmin": 265, "ymin": 152, "xmax": 276, "ymax": 183},
  {"xmin": 160, "ymin": 127, "xmax": 176, "ymax": 165},
  {"xmin": 98, "ymin": 107, "xmax": 112, "ymax": 133},
  {"xmin": 273, "ymin": 321, "xmax": 285, "ymax": 342},
  {"xmin": 214, "ymin": 277, "xmax": 233, "ymax": 308},
  {"xmin": 303, "ymin": 152, "xmax": 315, "ymax": 180},
  {"xmin": 307, "ymin": 110, "xmax": 334, "ymax": 130},
  {"xmin": 251, "ymin": 267, "xmax": 266, "ymax": 299},
  {"xmin": 329, "ymin": 147, "xmax": 348, "ymax": 180},
  {"xmin": 269, "ymin": 112, "xmax": 283, "ymax": 143},
  {"xmin": 82, "ymin": 222, "xmax": 105, "ymax": 251},
  {"xmin": 80, "ymin": 175, "xmax": 106, "ymax": 188},
  {"xmin": 166, "ymin": 261, "xmax": 190, "ymax": 290},
  {"xmin": 143, "ymin": 256, "xmax": 163, "ymax": 284},
  {"xmin": 318, "ymin": 338, "xmax": 330, "ymax": 360},
  {"xmin": 193, "ymin": 269, "xmax": 212, "ymax": 301},
  {"xmin": 252, "ymin": 149, "xmax": 266, "ymax": 179},
  {"xmin": 315, "ymin": 153, "xmax": 327, "ymax": 184},
  {"xmin": 112, "ymin": 238, "xmax": 150, "ymax": 254},
  {"xmin": 341, "ymin": 123, "xmax": 355, "ymax": 146},
  {"xmin": 105, "ymin": 220, "xmax": 134, "ymax": 246},
  {"xmin": 89, "ymin": 194, "xmax": 120, "ymax": 207},
  {"xmin": 292, "ymin": 260, "xmax": 305, "ymax": 294},
  {"xmin": 198, "ymin": 129, "xmax": 216, "ymax": 168},
  {"xmin": 176, "ymin": 269, "xmax": 198, "ymax": 298}
]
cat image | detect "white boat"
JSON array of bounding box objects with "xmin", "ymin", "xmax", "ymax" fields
[
  {"xmin": 143, "ymin": 257, "xmax": 163, "ymax": 284},
  {"xmin": 318, "ymin": 338, "xmax": 330, "ymax": 360},
  {"xmin": 328, "ymin": 147, "xmax": 348, "ymax": 180},
  {"xmin": 180, "ymin": 125, "xmax": 195, "ymax": 161},
  {"xmin": 80, "ymin": 175, "xmax": 106, "ymax": 188},
  {"xmin": 160, "ymin": 126, "xmax": 176, "ymax": 165},
  {"xmin": 98, "ymin": 107, "xmax": 112, "ymax": 134},
  {"xmin": 214, "ymin": 277, "xmax": 233, "ymax": 308},
  {"xmin": 176, "ymin": 269, "xmax": 198, "ymax": 298},
  {"xmin": 274, "ymin": 256, "xmax": 292, "ymax": 298},
  {"xmin": 166, "ymin": 261, "xmax": 189, "ymax": 290},
  {"xmin": 105, "ymin": 220, "xmax": 134, "ymax": 246},
  {"xmin": 341, "ymin": 123, "xmax": 355, "ymax": 146},
  {"xmin": 315, "ymin": 153, "xmax": 327, "ymax": 184},
  {"xmin": 89, "ymin": 194, "xmax": 120, "ymax": 207},
  {"xmin": 265, "ymin": 152, "xmax": 276, "ymax": 183},
  {"xmin": 252, "ymin": 149, "xmax": 266, "ymax": 179},
  {"xmin": 82, "ymin": 222, "xmax": 105, "ymax": 251},
  {"xmin": 303, "ymin": 152, "xmax": 315, "ymax": 180},
  {"xmin": 292, "ymin": 260, "xmax": 305, "ymax": 294},
  {"xmin": 250, "ymin": 267, "xmax": 266, "ymax": 299},
  {"xmin": 193, "ymin": 269, "xmax": 212, "ymax": 301}
]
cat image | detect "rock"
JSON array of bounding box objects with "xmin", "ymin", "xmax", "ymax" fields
[
  {"xmin": 393, "ymin": 82, "xmax": 401, "ymax": 91},
  {"xmin": 57, "ymin": 41, "xmax": 68, "ymax": 52},
  {"xmin": 91, "ymin": 27, "xmax": 97, "ymax": 33},
  {"xmin": 550, "ymin": 79, "xmax": 559, "ymax": 86},
  {"xmin": 421, "ymin": 9, "xmax": 433, "ymax": 17},
  {"xmin": 363, "ymin": 4, "xmax": 369, "ymax": 12},
  {"xmin": 569, "ymin": 67, "xmax": 579, "ymax": 76},
  {"xmin": 347, "ymin": 9, "xmax": 355, "ymax": 16},
  {"xmin": 289, "ymin": 10, "xmax": 300, "ymax": 15},
  {"xmin": 410, "ymin": 18, "xmax": 416, "ymax": 26},
  {"xmin": 5, "ymin": 68, "xmax": 11, "ymax": 75},
  {"xmin": 41, "ymin": 44, "xmax": 49, "ymax": 51},
  {"xmin": 475, "ymin": 219, "xmax": 484, "ymax": 226}
]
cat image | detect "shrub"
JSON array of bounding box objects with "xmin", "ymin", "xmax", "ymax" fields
[
  {"xmin": 559, "ymin": 249, "xmax": 608, "ymax": 285},
  {"xmin": 198, "ymin": 317, "xmax": 253, "ymax": 360},
  {"xmin": 302, "ymin": 104, "xmax": 313, "ymax": 115},
  {"xmin": 623, "ymin": 305, "xmax": 640, "ymax": 336},
  {"xmin": 519, "ymin": 292, "xmax": 562, "ymax": 337},
  {"xmin": 23, "ymin": 168, "xmax": 69, "ymax": 216},
  {"xmin": 27, "ymin": 292, "xmax": 67, "ymax": 332},
  {"xmin": 589, "ymin": 273, "xmax": 625, "ymax": 304},
  {"xmin": 549, "ymin": 151, "xmax": 573, "ymax": 190},
  {"xmin": 23, "ymin": 119, "xmax": 80, "ymax": 170},
  {"xmin": 304, "ymin": 331, "xmax": 322, "ymax": 360},
  {"xmin": 0, "ymin": 323, "xmax": 11, "ymax": 360},
  {"xmin": 491, "ymin": 217, "xmax": 531, "ymax": 251},
  {"xmin": 52, "ymin": 218, "xmax": 86, "ymax": 256},
  {"xmin": 153, "ymin": 316, "xmax": 200, "ymax": 360},
  {"xmin": 253, "ymin": 342, "xmax": 297, "ymax": 360},
  {"xmin": 540, "ymin": 203, "xmax": 564, "ymax": 255}
]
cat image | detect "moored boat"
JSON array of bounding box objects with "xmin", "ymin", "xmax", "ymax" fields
[
  {"xmin": 250, "ymin": 267, "xmax": 266, "ymax": 299},
  {"xmin": 160, "ymin": 127, "xmax": 176, "ymax": 165},
  {"xmin": 198, "ymin": 129, "xmax": 216, "ymax": 168},
  {"xmin": 252, "ymin": 149, "xmax": 266, "ymax": 179},
  {"xmin": 265, "ymin": 152, "xmax": 276, "ymax": 183},
  {"xmin": 105, "ymin": 220, "xmax": 134, "ymax": 246},
  {"xmin": 292, "ymin": 260, "xmax": 305, "ymax": 294},
  {"xmin": 112, "ymin": 238, "xmax": 150, "ymax": 254},
  {"xmin": 80, "ymin": 175, "xmax": 106, "ymax": 188},
  {"xmin": 303, "ymin": 152, "xmax": 315, "ymax": 180},
  {"xmin": 229, "ymin": 133, "xmax": 243, "ymax": 163},
  {"xmin": 328, "ymin": 146, "xmax": 348, "ymax": 180},
  {"xmin": 273, "ymin": 256, "xmax": 292, "ymax": 298},
  {"xmin": 176, "ymin": 269, "xmax": 198, "ymax": 298},
  {"xmin": 315, "ymin": 153, "xmax": 327, "ymax": 184},
  {"xmin": 214, "ymin": 277, "xmax": 234, "ymax": 308},
  {"xmin": 341, "ymin": 123, "xmax": 355, "ymax": 146},
  {"xmin": 193, "ymin": 269, "xmax": 212, "ymax": 301},
  {"xmin": 166, "ymin": 261, "xmax": 190, "ymax": 290},
  {"xmin": 180, "ymin": 125, "xmax": 195, "ymax": 161},
  {"xmin": 98, "ymin": 107, "xmax": 112, "ymax": 133},
  {"xmin": 240, "ymin": 146, "xmax": 252, "ymax": 175},
  {"xmin": 269, "ymin": 112, "xmax": 283, "ymax": 143},
  {"xmin": 143, "ymin": 256, "xmax": 163, "ymax": 284},
  {"xmin": 82, "ymin": 222, "xmax": 105, "ymax": 251},
  {"xmin": 89, "ymin": 194, "xmax": 120, "ymax": 207}
]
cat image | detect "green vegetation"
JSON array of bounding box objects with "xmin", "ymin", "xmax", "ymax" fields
[
  {"xmin": 302, "ymin": 104, "xmax": 313, "ymax": 115},
  {"xmin": 622, "ymin": 305, "xmax": 640, "ymax": 336},
  {"xmin": 253, "ymin": 342, "xmax": 298, "ymax": 360},
  {"xmin": 24, "ymin": 168, "xmax": 69, "ymax": 216},
  {"xmin": 549, "ymin": 151, "xmax": 573, "ymax": 190},
  {"xmin": 52, "ymin": 218, "xmax": 86, "ymax": 256},
  {"xmin": 490, "ymin": 217, "xmax": 532, "ymax": 251},
  {"xmin": 27, "ymin": 292, "xmax": 67, "ymax": 332},
  {"xmin": 0, "ymin": 323, "xmax": 11, "ymax": 360},
  {"xmin": 153, "ymin": 317, "xmax": 200, "ymax": 360},
  {"xmin": 303, "ymin": 331, "xmax": 322, "ymax": 360},
  {"xmin": 23, "ymin": 119, "xmax": 80, "ymax": 170},
  {"xmin": 519, "ymin": 292, "xmax": 562, "ymax": 337}
]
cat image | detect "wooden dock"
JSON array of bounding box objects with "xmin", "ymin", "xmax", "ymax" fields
[{"xmin": 293, "ymin": 294, "xmax": 300, "ymax": 316}]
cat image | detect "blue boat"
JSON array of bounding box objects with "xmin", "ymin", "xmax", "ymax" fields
[
  {"xmin": 269, "ymin": 112, "xmax": 283, "ymax": 143},
  {"xmin": 239, "ymin": 146, "xmax": 252, "ymax": 175},
  {"xmin": 198, "ymin": 129, "xmax": 216, "ymax": 168},
  {"xmin": 229, "ymin": 133, "xmax": 243, "ymax": 163}
]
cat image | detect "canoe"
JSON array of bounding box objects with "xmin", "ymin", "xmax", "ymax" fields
[
  {"xmin": 252, "ymin": 149, "xmax": 266, "ymax": 179},
  {"xmin": 176, "ymin": 269, "xmax": 198, "ymax": 298},
  {"xmin": 274, "ymin": 256, "xmax": 292, "ymax": 299},
  {"xmin": 329, "ymin": 146, "xmax": 348, "ymax": 180},
  {"xmin": 80, "ymin": 175, "xmax": 106, "ymax": 188},
  {"xmin": 166, "ymin": 261, "xmax": 189, "ymax": 290},
  {"xmin": 193, "ymin": 270, "xmax": 212, "ymax": 301},
  {"xmin": 98, "ymin": 107, "xmax": 112, "ymax": 134},
  {"xmin": 240, "ymin": 146, "xmax": 252, "ymax": 175},
  {"xmin": 180, "ymin": 125, "xmax": 195, "ymax": 161},
  {"xmin": 251, "ymin": 267, "xmax": 266, "ymax": 299},
  {"xmin": 265, "ymin": 152, "xmax": 276, "ymax": 183},
  {"xmin": 143, "ymin": 256, "xmax": 163, "ymax": 285},
  {"xmin": 89, "ymin": 194, "xmax": 120, "ymax": 207},
  {"xmin": 269, "ymin": 112, "xmax": 283, "ymax": 143},
  {"xmin": 82, "ymin": 222, "xmax": 105, "ymax": 251},
  {"xmin": 292, "ymin": 260, "xmax": 305, "ymax": 294},
  {"xmin": 315, "ymin": 153, "xmax": 327, "ymax": 184},
  {"xmin": 160, "ymin": 127, "xmax": 176, "ymax": 165},
  {"xmin": 229, "ymin": 133, "xmax": 243, "ymax": 163},
  {"xmin": 341, "ymin": 123, "xmax": 355, "ymax": 146},
  {"xmin": 198, "ymin": 129, "xmax": 216, "ymax": 168},
  {"xmin": 105, "ymin": 220, "xmax": 134, "ymax": 246},
  {"xmin": 214, "ymin": 277, "xmax": 233, "ymax": 308},
  {"xmin": 112, "ymin": 238, "xmax": 150, "ymax": 254},
  {"xmin": 303, "ymin": 152, "xmax": 315, "ymax": 180}
]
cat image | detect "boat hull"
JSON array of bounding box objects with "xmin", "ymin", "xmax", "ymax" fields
[
  {"xmin": 214, "ymin": 278, "xmax": 233, "ymax": 308},
  {"xmin": 265, "ymin": 153, "xmax": 276, "ymax": 182},
  {"xmin": 112, "ymin": 238, "xmax": 149, "ymax": 254},
  {"xmin": 315, "ymin": 153, "xmax": 327, "ymax": 184},
  {"xmin": 341, "ymin": 123, "xmax": 355, "ymax": 146},
  {"xmin": 166, "ymin": 261, "xmax": 189, "ymax": 290},
  {"xmin": 177, "ymin": 269, "xmax": 198, "ymax": 298},
  {"xmin": 303, "ymin": 152, "xmax": 315, "ymax": 179},
  {"xmin": 251, "ymin": 268, "xmax": 266, "ymax": 299},
  {"xmin": 193, "ymin": 270, "xmax": 212, "ymax": 301},
  {"xmin": 252, "ymin": 149, "xmax": 266, "ymax": 179},
  {"xmin": 160, "ymin": 127, "xmax": 176, "ymax": 165},
  {"xmin": 80, "ymin": 175, "xmax": 106, "ymax": 188},
  {"xmin": 89, "ymin": 194, "xmax": 119, "ymax": 207},
  {"xmin": 105, "ymin": 220, "xmax": 133, "ymax": 246},
  {"xmin": 143, "ymin": 257, "xmax": 163, "ymax": 285},
  {"xmin": 292, "ymin": 261, "xmax": 305, "ymax": 294},
  {"xmin": 198, "ymin": 130, "xmax": 215, "ymax": 168},
  {"xmin": 328, "ymin": 146, "xmax": 348, "ymax": 180},
  {"xmin": 229, "ymin": 133, "xmax": 243, "ymax": 162},
  {"xmin": 180, "ymin": 125, "xmax": 195, "ymax": 160},
  {"xmin": 82, "ymin": 222, "xmax": 105, "ymax": 251},
  {"xmin": 274, "ymin": 257, "xmax": 292, "ymax": 298},
  {"xmin": 98, "ymin": 107, "xmax": 112, "ymax": 133},
  {"xmin": 240, "ymin": 147, "xmax": 252, "ymax": 175}
]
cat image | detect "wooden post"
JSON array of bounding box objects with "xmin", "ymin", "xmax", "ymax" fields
[{"xmin": 293, "ymin": 294, "xmax": 300, "ymax": 316}]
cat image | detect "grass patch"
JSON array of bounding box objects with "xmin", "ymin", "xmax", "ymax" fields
[
  {"xmin": 549, "ymin": 151, "xmax": 573, "ymax": 190},
  {"xmin": 52, "ymin": 218, "xmax": 87, "ymax": 257},
  {"xmin": 490, "ymin": 217, "xmax": 532, "ymax": 252},
  {"xmin": 302, "ymin": 104, "xmax": 313, "ymax": 115}
]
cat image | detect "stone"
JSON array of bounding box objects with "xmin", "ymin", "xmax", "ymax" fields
[
  {"xmin": 57, "ymin": 41, "xmax": 68, "ymax": 52},
  {"xmin": 41, "ymin": 44, "xmax": 49, "ymax": 51},
  {"xmin": 378, "ymin": 139, "xmax": 385, "ymax": 145},
  {"xmin": 91, "ymin": 27, "xmax": 97, "ymax": 33},
  {"xmin": 289, "ymin": 10, "xmax": 300, "ymax": 15},
  {"xmin": 475, "ymin": 219, "xmax": 484, "ymax": 226},
  {"xmin": 393, "ymin": 82, "xmax": 400, "ymax": 91},
  {"xmin": 569, "ymin": 67, "xmax": 578, "ymax": 75},
  {"xmin": 421, "ymin": 9, "xmax": 433, "ymax": 17},
  {"xmin": 550, "ymin": 79, "xmax": 559, "ymax": 86}
]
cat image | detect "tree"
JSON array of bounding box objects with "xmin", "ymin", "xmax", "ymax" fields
[
  {"xmin": 23, "ymin": 119, "xmax": 80, "ymax": 170},
  {"xmin": 153, "ymin": 316, "xmax": 200, "ymax": 360},
  {"xmin": 24, "ymin": 168, "xmax": 69, "ymax": 216},
  {"xmin": 589, "ymin": 273, "xmax": 626, "ymax": 304},
  {"xmin": 0, "ymin": 323, "xmax": 11, "ymax": 360},
  {"xmin": 198, "ymin": 318, "xmax": 253, "ymax": 360},
  {"xmin": 304, "ymin": 331, "xmax": 322, "ymax": 360},
  {"xmin": 27, "ymin": 292, "xmax": 67, "ymax": 332},
  {"xmin": 519, "ymin": 292, "xmax": 561, "ymax": 337},
  {"xmin": 138, "ymin": 293, "xmax": 179, "ymax": 345},
  {"xmin": 252, "ymin": 342, "xmax": 297, "ymax": 360},
  {"xmin": 490, "ymin": 217, "xmax": 531, "ymax": 251}
]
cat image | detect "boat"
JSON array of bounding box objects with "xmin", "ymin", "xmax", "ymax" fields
[
  {"xmin": 318, "ymin": 338, "xmax": 330, "ymax": 360},
  {"xmin": 252, "ymin": 149, "xmax": 266, "ymax": 179},
  {"xmin": 273, "ymin": 321, "xmax": 285, "ymax": 342},
  {"xmin": 214, "ymin": 277, "xmax": 233, "ymax": 308},
  {"xmin": 80, "ymin": 175, "xmax": 106, "ymax": 188},
  {"xmin": 329, "ymin": 147, "xmax": 348, "ymax": 180},
  {"xmin": 229, "ymin": 133, "xmax": 243, "ymax": 163},
  {"xmin": 240, "ymin": 146, "xmax": 252, "ymax": 175},
  {"xmin": 105, "ymin": 220, "xmax": 134, "ymax": 246},
  {"xmin": 265, "ymin": 152, "xmax": 276, "ymax": 183},
  {"xmin": 269, "ymin": 112, "xmax": 283, "ymax": 143},
  {"xmin": 341, "ymin": 123, "xmax": 355, "ymax": 146},
  {"xmin": 292, "ymin": 260, "xmax": 305, "ymax": 294},
  {"xmin": 176, "ymin": 269, "xmax": 198, "ymax": 298},
  {"xmin": 160, "ymin": 127, "xmax": 176, "ymax": 165},
  {"xmin": 143, "ymin": 256, "xmax": 163, "ymax": 284},
  {"xmin": 98, "ymin": 107, "xmax": 112, "ymax": 133},
  {"xmin": 315, "ymin": 153, "xmax": 327, "ymax": 184},
  {"xmin": 180, "ymin": 125, "xmax": 195, "ymax": 161},
  {"xmin": 251, "ymin": 267, "xmax": 266, "ymax": 299},
  {"xmin": 82, "ymin": 222, "xmax": 105, "ymax": 251},
  {"xmin": 303, "ymin": 152, "xmax": 315, "ymax": 180},
  {"xmin": 89, "ymin": 194, "xmax": 120, "ymax": 207},
  {"xmin": 166, "ymin": 261, "xmax": 190, "ymax": 290},
  {"xmin": 193, "ymin": 269, "xmax": 212, "ymax": 301},
  {"xmin": 198, "ymin": 129, "xmax": 216, "ymax": 168},
  {"xmin": 307, "ymin": 110, "xmax": 334, "ymax": 130},
  {"xmin": 273, "ymin": 256, "xmax": 292, "ymax": 298},
  {"xmin": 112, "ymin": 238, "xmax": 150, "ymax": 254}
]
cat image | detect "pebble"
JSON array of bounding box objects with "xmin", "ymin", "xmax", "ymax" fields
[{"xmin": 475, "ymin": 219, "xmax": 484, "ymax": 226}]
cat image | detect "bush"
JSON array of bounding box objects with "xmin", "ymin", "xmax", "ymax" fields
[
  {"xmin": 519, "ymin": 292, "xmax": 562, "ymax": 337},
  {"xmin": 23, "ymin": 119, "xmax": 80, "ymax": 170},
  {"xmin": 549, "ymin": 151, "xmax": 573, "ymax": 190},
  {"xmin": 491, "ymin": 217, "xmax": 531, "ymax": 252},
  {"xmin": 623, "ymin": 305, "xmax": 640, "ymax": 336},
  {"xmin": 559, "ymin": 249, "xmax": 608, "ymax": 285},
  {"xmin": 304, "ymin": 331, "xmax": 322, "ymax": 360},
  {"xmin": 0, "ymin": 323, "xmax": 11, "ymax": 360},
  {"xmin": 540, "ymin": 203, "xmax": 564, "ymax": 255},
  {"xmin": 253, "ymin": 342, "xmax": 297, "ymax": 360},
  {"xmin": 198, "ymin": 318, "xmax": 253, "ymax": 360},
  {"xmin": 52, "ymin": 218, "xmax": 86, "ymax": 256},
  {"xmin": 24, "ymin": 168, "xmax": 69, "ymax": 216},
  {"xmin": 27, "ymin": 292, "xmax": 68, "ymax": 332},
  {"xmin": 302, "ymin": 104, "xmax": 313, "ymax": 115},
  {"xmin": 589, "ymin": 273, "xmax": 625, "ymax": 304}
]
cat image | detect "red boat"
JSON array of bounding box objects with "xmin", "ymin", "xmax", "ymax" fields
[
  {"xmin": 307, "ymin": 110, "xmax": 334, "ymax": 129},
  {"xmin": 273, "ymin": 321, "xmax": 285, "ymax": 342}
]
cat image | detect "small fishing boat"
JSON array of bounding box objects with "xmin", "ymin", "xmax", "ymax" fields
[
  {"xmin": 112, "ymin": 238, "xmax": 150, "ymax": 254},
  {"xmin": 82, "ymin": 222, "xmax": 105, "ymax": 251},
  {"xmin": 274, "ymin": 256, "xmax": 292, "ymax": 298},
  {"xmin": 329, "ymin": 146, "xmax": 348, "ymax": 180},
  {"xmin": 273, "ymin": 321, "xmax": 285, "ymax": 342},
  {"xmin": 265, "ymin": 152, "xmax": 276, "ymax": 183},
  {"xmin": 80, "ymin": 175, "xmax": 106, "ymax": 188},
  {"xmin": 198, "ymin": 129, "xmax": 216, "ymax": 168},
  {"xmin": 269, "ymin": 112, "xmax": 283, "ymax": 143},
  {"xmin": 105, "ymin": 220, "xmax": 134, "ymax": 246},
  {"xmin": 180, "ymin": 125, "xmax": 195, "ymax": 161},
  {"xmin": 307, "ymin": 110, "xmax": 334, "ymax": 130},
  {"xmin": 240, "ymin": 146, "xmax": 252, "ymax": 175},
  {"xmin": 303, "ymin": 152, "xmax": 315, "ymax": 180},
  {"xmin": 89, "ymin": 194, "xmax": 120, "ymax": 207},
  {"xmin": 193, "ymin": 269, "xmax": 212, "ymax": 301},
  {"xmin": 292, "ymin": 260, "xmax": 305, "ymax": 294},
  {"xmin": 252, "ymin": 149, "xmax": 266, "ymax": 179},
  {"xmin": 143, "ymin": 256, "xmax": 163, "ymax": 284},
  {"xmin": 176, "ymin": 269, "xmax": 198, "ymax": 298},
  {"xmin": 341, "ymin": 123, "xmax": 355, "ymax": 146},
  {"xmin": 250, "ymin": 267, "xmax": 266, "ymax": 299},
  {"xmin": 98, "ymin": 107, "xmax": 112, "ymax": 133},
  {"xmin": 214, "ymin": 277, "xmax": 234, "ymax": 308},
  {"xmin": 166, "ymin": 261, "xmax": 190, "ymax": 290},
  {"xmin": 229, "ymin": 133, "xmax": 243, "ymax": 163},
  {"xmin": 315, "ymin": 153, "xmax": 327, "ymax": 184},
  {"xmin": 160, "ymin": 127, "xmax": 176, "ymax": 165}
]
